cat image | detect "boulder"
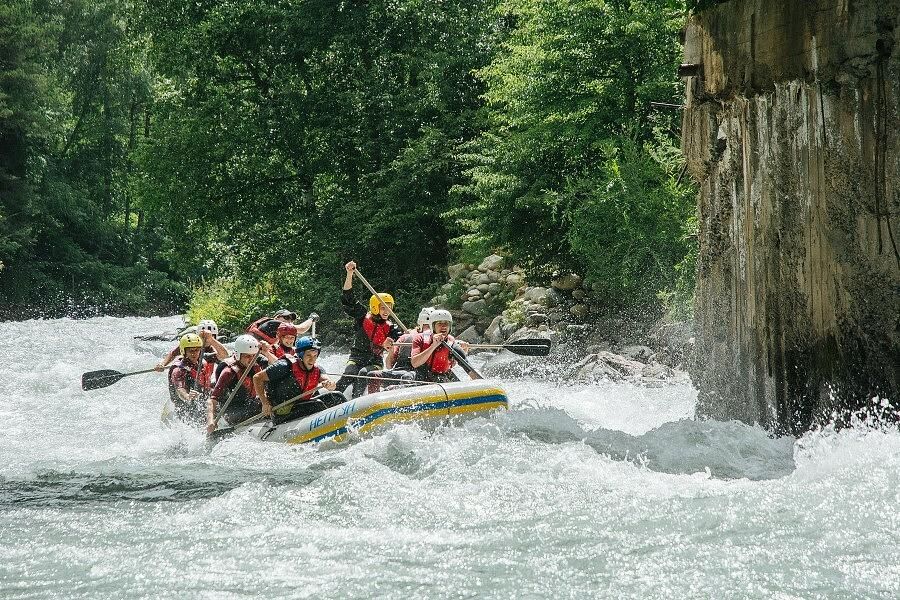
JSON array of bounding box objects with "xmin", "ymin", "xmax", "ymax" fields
[
  {"xmin": 527, "ymin": 313, "xmax": 549, "ymax": 325},
  {"xmin": 524, "ymin": 286, "xmax": 550, "ymax": 304},
  {"xmin": 448, "ymin": 263, "xmax": 467, "ymax": 280},
  {"xmin": 621, "ymin": 345, "xmax": 654, "ymax": 361},
  {"xmin": 461, "ymin": 299, "xmax": 488, "ymax": 316},
  {"xmin": 477, "ymin": 283, "xmax": 490, "ymax": 293},
  {"xmin": 476, "ymin": 273, "xmax": 492, "ymax": 285},
  {"xmin": 484, "ymin": 315, "xmax": 504, "ymax": 344},
  {"xmin": 456, "ymin": 325, "xmax": 483, "ymax": 344},
  {"xmin": 544, "ymin": 289, "xmax": 562, "ymax": 308},
  {"xmin": 569, "ymin": 304, "xmax": 589, "ymax": 319},
  {"xmin": 572, "ymin": 288, "xmax": 586, "ymax": 301},
  {"xmin": 487, "ymin": 282, "xmax": 502, "ymax": 295},
  {"xmin": 506, "ymin": 273, "xmax": 524, "ymax": 288},
  {"xmin": 478, "ymin": 254, "xmax": 505, "ymax": 272},
  {"xmin": 552, "ymin": 274, "xmax": 582, "ymax": 291}
]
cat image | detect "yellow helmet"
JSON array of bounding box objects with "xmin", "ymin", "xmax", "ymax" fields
[
  {"xmin": 179, "ymin": 333, "xmax": 203, "ymax": 355},
  {"xmin": 369, "ymin": 293, "xmax": 394, "ymax": 314}
]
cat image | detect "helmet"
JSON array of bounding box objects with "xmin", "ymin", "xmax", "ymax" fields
[
  {"xmin": 277, "ymin": 322, "xmax": 298, "ymax": 337},
  {"xmin": 295, "ymin": 336, "xmax": 322, "ymax": 353},
  {"xmin": 197, "ymin": 319, "xmax": 218, "ymax": 335},
  {"xmin": 417, "ymin": 306, "xmax": 435, "ymax": 326},
  {"xmin": 369, "ymin": 293, "xmax": 395, "ymax": 314},
  {"xmin": 427, "ymin": 309, "xmax": 453, "ymax": 329},
  {"xmin": 234, "ymin": 334, "xmax": 260, "ymax": 355},
  {"xmin": 179, "ymin": 333, "xmax": 203, "ymax": 355}
]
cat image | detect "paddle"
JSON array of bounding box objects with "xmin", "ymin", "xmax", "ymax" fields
[
  {"xmin": 207, "ymin": 384, "xmax": 325, "ymax": 442},
  {"xmin": 212, "ymin": 351, "xmax": 261, "ymax": 422},
  {"xmin": 353, "ymin": 268, "xmax": 484, "ymax": 379},
  {"xmin": 391, "ymin": 338, "xmax": 552, "ymax": 357},
  {"xmin": 82, "ymin": 367, "xmax": 159, "ymax": 391},
  {"xmin": 323, "ymin": 372, "xmax": 432, "ymax": 386}
]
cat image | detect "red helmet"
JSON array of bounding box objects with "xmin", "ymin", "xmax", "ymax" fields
[{"xmin": 277, "ymin": 322, "xmax": 298, "ymax": 337}]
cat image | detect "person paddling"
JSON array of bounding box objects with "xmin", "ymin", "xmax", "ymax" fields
[
  {"xmin": 253, "ymin": 336, "xmax": 336, "ymax": 423},
  {"xmin": 271, "ymin": 322, "xmax": 299, "ymax": 359},
  {"xmin": 156, "ymin": 319, "xmax": 228, "ymax": 372},
  {"xmin": 410, "ymin": 309, "xmax": 470, "ymax": 383},
  {"xmin": 206, "ymin": 335, "xmax": 268, "ymax": 433},
  {"xmin": 363, "ymin": 306, "xmax": 434, "ymax": 393},
  {"xmin": 336, "ymin": 261, "xmax": 403, "ymax": 398},
  {"xmin": 247, "ymin": 310, "xmax": 314, "ymax": 345},
  {"xmin": 168, "ymin": 333, "xmax": 210, "ymax": 424}
]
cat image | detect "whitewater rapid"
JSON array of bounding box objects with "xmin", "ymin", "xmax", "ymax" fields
[{"xmin": 0, "ymin": 316, "xmax": 898, "ymax": 599}]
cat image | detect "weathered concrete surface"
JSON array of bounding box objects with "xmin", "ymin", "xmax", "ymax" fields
[{"xmin": 682, "ymin": 0, "xmax": 900, "ymax": 433}]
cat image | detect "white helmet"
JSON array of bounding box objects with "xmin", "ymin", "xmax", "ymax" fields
[
  {"xmin": 427, "ymin": 309, "xmax": 453, "ymax": 329},
  {"xmin": 234, "ymin": 334, "xmax": 259, "ymax": 355},
  {"xmin": 417, "ymin": 306, "xmax": 435, "ymax": 326},
  {"xmin": 197, "ymin": 319, "xmax": 218, "ymax": 335}
]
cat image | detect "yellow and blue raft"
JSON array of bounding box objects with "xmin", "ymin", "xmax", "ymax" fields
[{"xmin": 243, "ymin": 380, "xmax": 508, "ymax": 445}]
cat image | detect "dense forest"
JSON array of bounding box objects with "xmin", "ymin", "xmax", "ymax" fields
[{"xmin": 1, "ymin": 0, "xmax": 699, "ymax": 328}]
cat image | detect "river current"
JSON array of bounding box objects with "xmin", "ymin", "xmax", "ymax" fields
[{"xmin": 0, "ymin": 316, "xmax": 897, "ymax": 599}]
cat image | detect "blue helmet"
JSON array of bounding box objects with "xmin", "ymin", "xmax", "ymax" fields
[{"xmin": 295, "ymin": 336, "xmax": 322, "ymax": 353}]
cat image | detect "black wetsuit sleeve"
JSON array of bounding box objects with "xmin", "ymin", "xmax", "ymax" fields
[
  {"xmin": 341, "ymin": 289, "xmax": 367, "ymax": 321},
  {"xmin": 388, "ymin": 323, "xmax": 403, "ymax": 340},
  {"xmin": 264, "ymin": 358, "xmax": 292, "ymax": 383}
]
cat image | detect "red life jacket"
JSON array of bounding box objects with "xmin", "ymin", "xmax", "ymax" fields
[
  {"xmin": 287, "ymin": 355, "xmax": 321, "ymax": 395},
  {"xmin": 247, "ymin": 315, "xmax": 277, "ymax": 344},
  {"xmin": 197, "ymin": 360, "xmax": 215, "ymax": 390},
  {"xmin": 362, "ymin": 314, "xmax": 392, "ymax": 356},
  {"xmin": 273, "ymin": 343, "xmax": 296, "ymax": 359},
  {"xmin": 223, "ymin": 356, "xmax": 258, "ymax": 397},
  {"xmin": 416, "ymin": 332, "xmax": 455, "ymax": 374}
]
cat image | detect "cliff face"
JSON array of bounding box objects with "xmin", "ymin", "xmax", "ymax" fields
[{"xmin": 682, "ymin": 0, "xmax": 900, "ymax": 433}]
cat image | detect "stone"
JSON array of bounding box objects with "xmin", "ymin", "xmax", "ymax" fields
[
  {"xmin": 477, "ymin": 273, "xmax": 492, "ymax": 285},
  {"xmin": 466, "ymin": 289, "xmax": 481, "ymax": 299},
  {"xmin": 544, "ymin": 289, "xmax": 561, "ymax": 308},
  {"xmin": 524, "ymin": 286, "xmax": 550, "ymax": 304},
  {"xmin": 506, "ymin": 273, "xmax": 524, "ymax": 288},
  {"xmin": 484, "ymin": 315, "xmax": 504, "ymax": 344},
  {"xmin": 448, "ymin": 263, "xmax": 467, "ymax": 280},
  {"xmin": 461, "ymin": 299, "xmax": 488, "ymax": 316},
  {"xmin": 477, "ymin": 283, "xmax": 490, "ymax": 293},
  {"xmin": 527, "ymin": 312, "xmax": 548, "ymax": 325},
  {"xmin": 552, "ymin": 273, "xmax": 582, "ymax": 291},
  {"xmin": 569, "ymin": 304, "xmax": 589, "ymax": 319},
  {"xmin": 456, "ymin": 325, "xmax": 483, "ymax": 344},
  {"xmin": 572, "ymin": 288, "xmax": 586, "ymax": 301},
  {"xmin": 621, "ymin": 345, "xmax": 653, "ymax": 361},
  {"xmin": 478, "ymin": 254, "xmax": 505, "ymax": 272},
  {"xmin": 487, "ymin": 282, "xmax": 501, "ymax": 294}
]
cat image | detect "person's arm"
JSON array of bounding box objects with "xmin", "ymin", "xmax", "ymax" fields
[
  {"xmin": 206, "ymin": 371, "xmax": 232, "ymax": 433},
  {"xmin": 295, "ymin": 317, "xmax": 314, "ymax": 334},
  {"xmin": 385, "ymin": 345, "xmax": 398, "ymax": 369},
  {"xmin": 171, "ymin": 368, "xmax": 198, "ymax": 403},
  {"xmin": 410, "ymin": 334, "xmax": 446, "ymax": 369},
  {"xmin": 258, "ymin": 342, "xmax": 277, "ymax": 364},
  {"xmin": 156, "ymin": 346, "xmax": 179, "ymax": 371},
  {"xmin": 253, "ymin": 370, "xmax": 272, "ymax": 417},
  {"xmin": 204, "ymin": 333, "xmax": 229, "ymax": 360}
]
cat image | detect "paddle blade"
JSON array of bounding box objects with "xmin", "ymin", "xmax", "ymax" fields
[
  {"xmin": 505, "ymin": 338, "xmax": 552, "ymax": 356},
  {"xmin": 206, "ymin": 426, "xmax": 235, "ymax": 444},
  {"xmin": 81, "ymin": 369, "xmax": 125, "ymax": 391}
]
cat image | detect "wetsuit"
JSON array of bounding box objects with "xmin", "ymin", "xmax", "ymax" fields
[
  {"xmin": 209, "ymin": 356, "xmax": 268, "ymax": 425},
  {"xmin": 336, "ymin": 288, "xmax": 403, "ymax": 397},
  {"xmin": 365, "ymin": 331, "xmax": 418, "ymax": 394}
]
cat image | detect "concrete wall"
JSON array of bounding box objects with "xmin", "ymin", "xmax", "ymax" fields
[{"xmin": 682, "ymin": 0, "xmax": 900, "ymax": 433}]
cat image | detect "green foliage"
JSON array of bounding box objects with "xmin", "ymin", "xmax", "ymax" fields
[{"xmin": 453, "ymin": 0, "xmax": 696, "ymax": 315}]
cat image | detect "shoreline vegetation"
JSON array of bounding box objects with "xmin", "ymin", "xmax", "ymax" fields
[{"xmin": 2, "ymin": 0, "xmax": 698, "ymax": 347}]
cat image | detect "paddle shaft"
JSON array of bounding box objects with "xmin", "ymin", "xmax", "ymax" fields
[
  {"xmin": 353, "ymin": 268, "xmax": 483, "ymax": 379},
  {"xmin": 323, "ymin": 371, "xmax": 431, "ymax": 385},
  {"xmin": 214, "ymin": 351, "xmax": 260, "ymax": 421},
  {"xmin": 234, "ymin": 385, "xmax": 323, "ymax": 429}
]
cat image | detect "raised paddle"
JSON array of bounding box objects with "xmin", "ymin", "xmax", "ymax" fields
[
  {"xmin": 82, "ymin": 367, "xmax": 159, "ymax": 391},
  {"xmin": 353, "ymin": 268, "xmax": 484, "ymax": 379},
  {"xmin": 391, "ymin": 338, "xmax": 552, "ymax": 357}
]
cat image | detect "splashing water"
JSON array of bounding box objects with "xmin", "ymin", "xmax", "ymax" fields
[{"xmin": 0, "ymin": 317, "xmax": 897, "ymax": 598}]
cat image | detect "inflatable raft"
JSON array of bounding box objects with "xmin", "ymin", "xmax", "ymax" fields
[{"xmin": 242, "ymin": 380, "xmax": 508, "ymax": 445}]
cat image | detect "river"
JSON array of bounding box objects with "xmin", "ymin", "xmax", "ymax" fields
[{"xmin": 0, "ymin": 316, "xmax": 897, "ymax": 598}]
